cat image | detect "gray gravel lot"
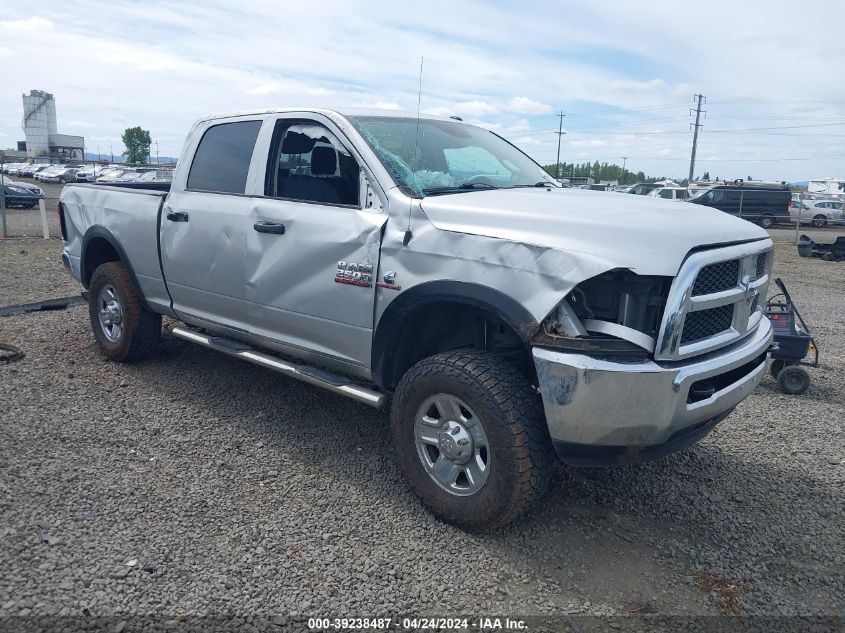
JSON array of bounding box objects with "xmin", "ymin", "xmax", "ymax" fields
[{"xmin": 0, "ymin": 217, "xmax": 842, "ymax": 623}]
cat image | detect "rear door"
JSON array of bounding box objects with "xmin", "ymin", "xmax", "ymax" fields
[
  {"xmin": 243, "ymin": 114, "xmax": 387, "ymax": 368},
  {"xmin": 160, "ymin": 117, "xmax": 264, "ymax": 330}
]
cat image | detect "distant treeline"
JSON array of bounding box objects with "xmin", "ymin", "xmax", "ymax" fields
[{"xmin": 541, "ymin": 160, "xmax": 667, "ymax": 184}]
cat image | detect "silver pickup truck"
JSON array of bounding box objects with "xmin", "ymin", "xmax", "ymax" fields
[{"xmin": 59, "ymin": 108, "xmax": 774, "ymax": 528}]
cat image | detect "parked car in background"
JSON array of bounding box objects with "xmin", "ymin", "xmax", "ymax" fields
[
  {"xmin": 687, "ymin": 180, "xmax": 791, "ymax": 228},
  {"xmin": 648, "ymin": 186, "xmax": 689, "ymax": 201},
  {"xmin": 2, "ymin": 182, "xmax": 42, "ymax": 208},
  {"xmin": 95, "ymin": 169, "xmax": 129, "ymax": 183},
  {"xmin": 628, "ymin": 182, "xmax": 662, "ymax": 195},
  {"xmin": 688, "ymin": 181, "xmax": 718, "ymax": 198},
  {"xmin": 20, "ymin": 163, "xmax": 51, "ymax": 178},
  {"xmin": 792, "ymin": 199, "xmax": 844, "ymax": 227},
  {"xmin": 1, "ymin": 178, "xmax": 43, "ymax": 197},
  {"xmin": 75, "ymin": 166, "xmax": 103, "ymax": 182},
  {"xmin": 40, "ymin": 166, "xmax": 79, "ymax": 184},
  {"xmin": 34, "ymin": 165, "xmax": 60, "ymax": 182}
]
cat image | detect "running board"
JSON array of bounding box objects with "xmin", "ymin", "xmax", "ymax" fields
[{"xmin": 170, "ymin": 326, "xmax": 385, "ymax": 409}]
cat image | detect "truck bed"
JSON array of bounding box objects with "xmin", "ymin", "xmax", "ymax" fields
[{"xmin": 61, "ymin": 183, "xmax": 171, "ymax": 314}]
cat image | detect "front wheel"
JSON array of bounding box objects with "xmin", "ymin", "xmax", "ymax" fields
[
  {"xmin": 88, "ymin": 261, "xmax": 161, "ymax": 362},
  {"xmin": 811, "ymin": 215, "xmax": 827, "ymax": 228},
  {"xmin": 777, "ymin": 365, "xmax": 810, "ymax": 395},
  {"xmin": 391, "ymin": 350, "xmax": 554, "ymax": 529}
]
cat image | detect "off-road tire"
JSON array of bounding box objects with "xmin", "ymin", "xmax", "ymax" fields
[
  {"xmin": 88, "ymin": 261, "xmax": 161, "ymax": 362},
  {"xmin": 391, "ymin": 350, "xmax": 555, "ymax": 529},
  {"xmin": 777, "ymin": 365, "xmax": 810, "ymax": 395}
]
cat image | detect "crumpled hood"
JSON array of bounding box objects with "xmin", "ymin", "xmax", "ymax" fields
[{"xmin": 420, "ymin": 188, "xmax": 769, "ymax": 276}]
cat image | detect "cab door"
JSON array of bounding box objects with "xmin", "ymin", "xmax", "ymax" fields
[
  {"xmin": 160, "ymin": 117, "xmax": 264, "ymax": 330},
  {"xmin": 244, "ymin": 115, "xmax": 386, "ymax": 369}
]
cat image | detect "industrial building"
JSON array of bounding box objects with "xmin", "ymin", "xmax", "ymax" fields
[{"xmin": 20, "ymin": 90, "xmax": 85, "ymax": 162}]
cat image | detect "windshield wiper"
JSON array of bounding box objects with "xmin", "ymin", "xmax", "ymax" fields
[
  {"xmin": 423, "ymin": 182, "xmax": 500, "ymax": 195},
  {"xmin": 509, "ymin": 181, "xmax": 558, "ymax": 188}
]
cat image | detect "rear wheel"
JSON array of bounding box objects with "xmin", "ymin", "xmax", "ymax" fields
[
  {"xmin": 811, "ymin": 215, "xmax": 827, "ymax": 228},
  {"xmin": 391, "ymin": 350, "xmax": 554, "ymax": 529},
  {"xmin": 88, "ymin": 261, "xmax": 161, "ymax": 362},
  {"xmin": 777, "ymin": 365, "xmax": 810, "ymax": 395},
  {"xmin": 769, "ymin": 359, "xmax": 785, "ymax": 379},
  {"xmin": 759, "ymin": 215, "xmax": 775, "ymax": 229}
]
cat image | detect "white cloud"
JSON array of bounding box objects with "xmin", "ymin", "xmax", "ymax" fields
[
  {"xmin": 0, "ymin": 0, "xmax": 841, "ymax": 180},
  {"xmin": 245, "ymin": 80, "xmax": 333, "ymax": 97},
  {"xmin": 609, "ymin": 78, "xmax": 667, "ymax": 93},
  {"xmin": 454, "ymin": 100, "xmax": 498, "ymax": 116},
  {"xmin": 506, "ymin": 97, "xmax": 553, "ymax": 115},
  {"xmin": 355, "ymin": 100, "xmax": 402, "ymax": 110},
  {"xmin": 421, "ymin": 106, "xmax": 455, "ymax": 117},
  {"xmin": 514, "ymin": 136, "xmax": 547, "ymax": 146},
  {"xmin": 0, "ymin": 16, "xmax": 54, "ymax": 31},
  {"xmin": 245, "ymin": 82, "xmax": 284, "ymax": 96}
]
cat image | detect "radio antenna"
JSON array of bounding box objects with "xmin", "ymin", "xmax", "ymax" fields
[{"xmin": 403, "ymin": 56, "xmax": 424, "ymax": 246}]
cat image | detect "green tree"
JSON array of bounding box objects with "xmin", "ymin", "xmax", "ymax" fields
[
  {"xmin": 703, "ymin": 171, "xmax": 710, "ymax": 180},
  {"xmin": 122, "ymin": 126, "xmax": 152, "ymax": 164}
]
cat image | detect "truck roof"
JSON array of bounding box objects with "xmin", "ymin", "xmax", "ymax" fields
[{"xmin": 199, "ymin": 107, "xmax": 459, "ymax": 124}]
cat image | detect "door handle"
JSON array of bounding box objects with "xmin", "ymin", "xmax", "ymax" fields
[
  {"xmin": 253, "ymin": 221, "xmax": 286, "ymax": 235},
  {"xmin": 166, "ymin": 211, "xmax": 189, "ymax": 222}
]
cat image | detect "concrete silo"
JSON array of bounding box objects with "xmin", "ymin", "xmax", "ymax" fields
[{"xmin": 22, "ymin": 90, "xmax": 57, "ymax": 158}]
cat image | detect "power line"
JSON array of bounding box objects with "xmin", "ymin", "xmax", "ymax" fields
[
  {"xmin": 564, "ymin": 100, "xmax": 690, "ymax": 117},
  {"xmin": 584, "ymin": 155, "xmax": 845, "ymax": 162},
  {"xmin": 707, "ymin": 98, "xmax": 845, "ymax": 105}
]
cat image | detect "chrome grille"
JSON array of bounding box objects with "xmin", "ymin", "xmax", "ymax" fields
[
  {"xmin": 680, "ymin": 305, "xmax": 734, "ymax": 344},
  {"xmin": 654, "ymin": 242, "xmax": 773, "ymax": 361},
  {"xmin": 692, "ymin": 260, "xmax": 740, "ymax": 296}
]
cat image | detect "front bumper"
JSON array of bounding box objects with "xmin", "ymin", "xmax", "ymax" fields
[{"xmin": 533, "ymin": 317, "xmax": 773, "ymax": 466}]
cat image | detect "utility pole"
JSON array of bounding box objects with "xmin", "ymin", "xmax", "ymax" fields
[
  {"xmin": 110, "ymin": 145, "xmax": 114, "ymax": 163},
  {"xmin": 155, "ymin": 140, "xmax": 160, "ymax": 165},
  {"xmin": 1, "ymin": 151, "xmax": 7, "ymax": 238},
  {"xmin": 621, "ymin": 156, "xmax": 628, "ymax": 184},
  {"xmin": 554, "ymin": 110, "xmax": 565, "ymax": 181},
  {"xmin": 688, "ymin": 93, "xmax": 705, "ymax": 182}
]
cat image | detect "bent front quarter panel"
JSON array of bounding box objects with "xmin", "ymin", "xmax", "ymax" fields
[
  {"xmin": 373, "ymin": 192, "xmax": 618, "ymax": 337},
  {"xmin": 61, "ymin": 185, "xmax": 169, "ymax": 312}
]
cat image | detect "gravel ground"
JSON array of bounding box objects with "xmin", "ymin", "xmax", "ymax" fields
[{"xmin": 0, "ymin": 223, "xmax": 842, "ymax": 626}]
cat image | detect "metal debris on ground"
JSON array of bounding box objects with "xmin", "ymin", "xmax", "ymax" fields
[
  {"xmin": 0, "ymin": 296, "xmax": 86, "ymax": 318},
  {"xmin": 0, "ymin": 343, "xmax": 25, "ymax": 364}
]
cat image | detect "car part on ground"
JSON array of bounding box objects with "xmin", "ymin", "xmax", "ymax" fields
[
  {"xmin": 0, "ymin": 295, "xmax": 86, "ymax": 317},
  {"xmin": 0, "ymin": 342, "xmax": 25, "ymax": 364},
  {"xmin": 797, "ymin": 234, "xmax": 845, "ymax": 261}
]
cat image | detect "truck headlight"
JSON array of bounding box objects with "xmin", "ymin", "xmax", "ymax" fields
[{"xmin": 533, "ymin": 269, "xmax": 672, "ymax": 357}]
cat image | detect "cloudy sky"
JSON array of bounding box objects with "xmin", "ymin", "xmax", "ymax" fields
[{"xmin": 1, "ymin": 0, "xmax": 843, "ymax": 181}]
